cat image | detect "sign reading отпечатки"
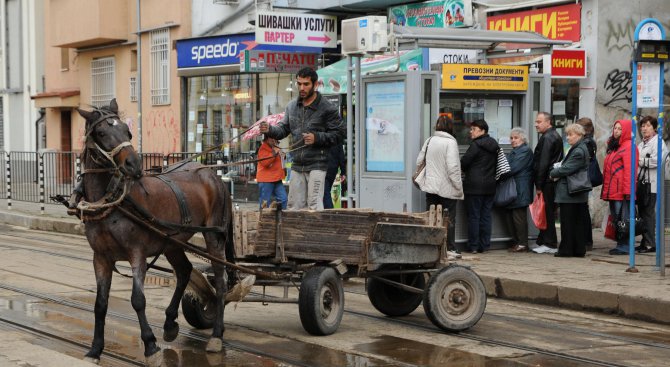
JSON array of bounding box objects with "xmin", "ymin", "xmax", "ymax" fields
[{"xmin": 256, "ymin": 11, "xmax": 338, "ymax": 48}]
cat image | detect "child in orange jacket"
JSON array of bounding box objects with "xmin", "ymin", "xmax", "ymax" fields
[{"xmin": 257, "ymin": 136, "xmax": 287, "ymax": 209}]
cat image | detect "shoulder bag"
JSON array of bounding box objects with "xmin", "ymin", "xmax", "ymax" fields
[
  {"xmin": 567, "ymin": 169, "xmax": 592, "ymax": 195},
  {"xmin": 494, "ymin": 176, "xmax": 517, "ymax": 207},
  {"xmin": 615, "ymin": 204, "xmax": 646, "ymax": 241},
  {"xmin": 636, "ymin": 166, "xmax": 652, "ymax": 206},
  {"xmin": 495, "ymin": 147, "xmax": 511, "ymax": 181},
  {"xmin": 413, "ymin": 137, "xmax": 432, "ymax": 189},
  {"xmin": 588, "ymin": 158, "xmax": 603, "ymax": 187}
]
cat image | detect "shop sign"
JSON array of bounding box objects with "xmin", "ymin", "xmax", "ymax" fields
[
  {"xmin": 388, "ymin": 0, "xmax": 473, "ymax": 28},
  {"xmin": 240, "ymin": 50, "xmax": 317, "ymax": 73},
  {"xmin": 256, "ymin": 11, "xmax": 337, "ymax": 48},
  {"xmin": 176, "ymin": 33, "xmax": 323, "ymax": 69},
  {"xmin": 549, "ymin": 49, "xmax": 586, "ymax": 78},
  {"xmin": 487, "ymin": 3, "xmax": 581, "ymax": 42},
  {"xmin": 441, "ymin": 64, "xmax": 528, "ymax": 91},
  {"xmin": 427, "ymin": 48, "xmax": 478, "ymax": 65}
]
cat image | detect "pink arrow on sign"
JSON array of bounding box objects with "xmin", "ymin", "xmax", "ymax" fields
[{"xmin": 307, "ymin": 34, "xmax": 331, "ymax": 44}]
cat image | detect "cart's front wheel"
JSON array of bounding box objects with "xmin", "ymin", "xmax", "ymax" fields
[
  {"xmin": 299, "ymin": 266, "xmax": 344, "ymax": 335},
  {"xmin": 367, "ymin": 269, "xmax": 426, "ymax": 316},
  {"xmin": 181, "ymin": 293, "xmax": 216, "ymax": 329},
  {"xmin": 423, "ymin": 265, "xmax": 486, "ymax": 332}
]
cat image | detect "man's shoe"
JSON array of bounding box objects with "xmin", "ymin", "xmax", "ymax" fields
[
  {"xmin": 639, "ymin": 246, "xmax": 656, "ymax": 253},
  {"xmin": 447, "ymin": 250, "xmax": 462, "ymax": 259},
  {"xmin": 609, "ymin": 248, "xmax": 627, "ymax": 255},
  {"xmin": 634, "ymin": 244, "xmax": 646, "ymax": 252}
]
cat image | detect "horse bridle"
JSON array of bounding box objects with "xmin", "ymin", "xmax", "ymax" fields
[{"xmin": 84, "ymin": 109, "xmax": 133, "ymax": 170}]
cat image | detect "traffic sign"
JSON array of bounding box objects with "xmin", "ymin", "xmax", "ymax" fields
[{"xmin": 256, "ymin": 11, "xmax": 338, "ymax": 48}]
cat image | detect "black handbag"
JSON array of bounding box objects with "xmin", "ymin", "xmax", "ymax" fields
[
  {"xmin": 615, "ymin": 204, "xmax": 646, "ymax": 241},
  {"xmin": 636, "ymin": 167, "xmax": 652, "ymax": 207},
  {"xmin": 494, "ymin": 176, "xmax": 517, "ymax": 207},
  {"xmin": 567, "ymin": 169, "xmax": 592, "ymax": 195},
  {"xmin": 588, "ymin": 157, "xmax": 603, "ymax": 187}
]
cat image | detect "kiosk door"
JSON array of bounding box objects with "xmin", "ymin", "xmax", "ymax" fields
[{"xmin": 358, "ymin": 71, "xmax": 438, "ymax": 212}]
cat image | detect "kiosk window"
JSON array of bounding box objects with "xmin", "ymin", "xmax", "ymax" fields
[
  {"xmin": 364, "ymin": 80, "xmax": 406, "ymax": 173},
  {"xmin": 439, "ymin": 94, "xmax": 520, "ymax": 145}
]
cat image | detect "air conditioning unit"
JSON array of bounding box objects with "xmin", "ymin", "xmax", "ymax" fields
[{"xmin": 342, "ymin": 16, "xmax": 388, "ymax": 55}]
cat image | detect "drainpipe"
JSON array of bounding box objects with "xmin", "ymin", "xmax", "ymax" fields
[{"xmin": 34, "ymin": 108, "xmax": 45, "ymax": 152}]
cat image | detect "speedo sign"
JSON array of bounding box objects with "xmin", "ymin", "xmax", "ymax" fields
[{"xmin": 176, "ymin": 33, "xmax": 325, "ymax": 69}]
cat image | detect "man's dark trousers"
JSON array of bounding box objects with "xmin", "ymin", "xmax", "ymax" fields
[{"xmin": 537, "ymin": 181, "xmax": 558, "ymax": 246}]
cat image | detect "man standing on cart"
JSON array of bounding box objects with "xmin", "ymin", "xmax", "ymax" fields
[{"xmin": 260, "ymin": 67, "xmax": 345, "ymax": 210}]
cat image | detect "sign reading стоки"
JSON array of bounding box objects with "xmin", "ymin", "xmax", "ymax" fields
[{"xmin": 256, "ymin": 11, "xmax": 337, "ymax": 48}]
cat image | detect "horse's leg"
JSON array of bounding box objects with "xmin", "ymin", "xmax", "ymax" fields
[
  {"xmin": 204, "ymin": 232, "xmax": 227, "ymax": 353},
  {"xmin": 129, "ymin": 254, "xmax": 162, "ymax": 366},
  {"xmin": 162, "ymin": 248, "xmax": 192, "ymax": 342},
  {"xmin": 84, "ymin": 253, "xmax": 113, "ymax": 364}
]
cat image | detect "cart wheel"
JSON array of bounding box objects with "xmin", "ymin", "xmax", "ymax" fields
[
  {"xmin": 367, "ymin": 270, "xmax": 426, "ymax": 316},
  {"xmin": 423, "ymin": 265, "xmax": 486, "ymax": 332},
  {"xmin": 298, "ymin": 266, "xmax": 344, "ymax": 336},
  {"xmin": 181, "ymin": 293, "xmax": 216, "ymax": 330}
]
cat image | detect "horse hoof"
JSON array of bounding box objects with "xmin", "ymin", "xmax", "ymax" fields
[
  {"xmin": 163, "ymin": 323, "xmax": 179, "ymax": 342},
  {"xmin": 146, "ymin": 350, "xmax": 163, "ymax": 367},
  {"xmin": 83, "ymin": 356, "xmax": 100, "ymax": 365},
  {"xmin": 206, "ymin": 337, "xmax": 223, "ymax": 353}
]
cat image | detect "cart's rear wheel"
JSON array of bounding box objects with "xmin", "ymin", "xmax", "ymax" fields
[
  {"xmin": 181, "ymin": 293, "xmax": 216, "ymax": 330},
  {"xmin": 367, "ymin": 269, "xmax": 426, "ymax": 316},
  {"xmin": 423, "ymin": 265, "xmax": 486, "ymax": 332},
  {"xmin": 298, "ymin": 266, "xmax": 344, "ymax": 335}
]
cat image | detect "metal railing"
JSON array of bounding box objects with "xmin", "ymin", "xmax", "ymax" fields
[{"xmin": 1, "ymin": 150, "xmax": 260, "ymax": 206}]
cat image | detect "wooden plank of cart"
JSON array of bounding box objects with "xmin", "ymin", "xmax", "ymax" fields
[{"xmin": 180, "ymin": 205, "xmax": 486, "ymax": 335}]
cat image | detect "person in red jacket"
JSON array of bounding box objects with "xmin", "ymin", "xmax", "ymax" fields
[
  {"xmin": 601, "ymin": 119, "xmax": 638, "ymax": 255},
  {"xmin": 256, "ymin": 136, "xmax": 287, "ymax": 209}
]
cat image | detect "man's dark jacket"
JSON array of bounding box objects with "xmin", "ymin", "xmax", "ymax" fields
[
  {"xmin": 326, "ymin": 144, "xmax": 346, "ymax": 182},
  {"xmin": 266, "ymin": 92, "xmax": 345, "ymax": 172},
  {"xmin": 533, "ymin": 127, "xmax": 563, "ymax": 190},
  {"xmin": 461, "ymin": 134, "xmax": 499, "ymax": 195}
]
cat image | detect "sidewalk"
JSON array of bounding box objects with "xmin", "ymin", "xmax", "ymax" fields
[{"xmin": 1, "ymin": 198, "xmax": 668, "ymax": 325}]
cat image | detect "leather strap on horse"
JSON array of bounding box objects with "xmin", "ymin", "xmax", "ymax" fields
[
  {"xmin": 156, "ymin": 175, "xmax": 192, "ymax": 225},
  {"xmin": 123, "ymin": 196, "xmax": 225, "ymax": 233},
  {"xmin": 114, "ymin": 204, "xmax": 284, "ymax": 280}
]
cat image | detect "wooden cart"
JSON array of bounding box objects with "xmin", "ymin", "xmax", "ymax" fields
[{"xmin": 181, "ymin": 206, "xmax": 487, "ymax": 335}]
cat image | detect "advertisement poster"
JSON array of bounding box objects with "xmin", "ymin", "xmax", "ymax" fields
[
  {"xmin": 487, "ymin": 3, "xmax": 581, "ymax": 42},
  {"xmin": 441, "ymin": 64, "xmax": 528, "ymax": 91},
  {"xmin": 388, "ymin": 0, "xmax": 473, "ymax": 28},
  {"xmin": 636, "ymin": 63, "xmax": 661, "ymax": 108},
  {"xmin": 365, "ymin": 81, "xmax": 405, "ymax": 172}
]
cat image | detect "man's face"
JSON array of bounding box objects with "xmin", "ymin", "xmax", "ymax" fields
[
  {"xmin": 534, "ymin": 114, "xmax": 551, "ymax": 133},
  {"xmin": 470, "ymin": 126, "xmax": 485, "ymax": 139},
  {"xmin": 296, "ymin": 76, "xmax": 315, "ymax": 100}
]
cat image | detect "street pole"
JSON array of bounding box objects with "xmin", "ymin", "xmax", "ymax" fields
[{"xmin": 136, "ymin": 0, "xmax": 143, "ymax": 153}]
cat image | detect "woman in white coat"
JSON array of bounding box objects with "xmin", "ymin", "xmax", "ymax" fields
[
  {"xmin": 415, "ymin": 116, "xmax": 464, "ymax": 255},
  {"xmin": 636, "ymin": 115, "xmax": 668, "ymax": 253}
]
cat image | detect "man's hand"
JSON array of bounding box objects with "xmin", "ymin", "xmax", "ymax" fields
[
  {"xmin": 259, "ymin": 121, "xmax": 269, "ymax": 133},
  {"xmin": 536, "ymin": 189, "xmax": 542, "ymax": 195},
  {"xmin": 302, "ymin": 132, "xmax": 315, "ymax": 145},
  {"xmin": 340, "ymin": 175, "xmax": 346, "ymax": 184}
]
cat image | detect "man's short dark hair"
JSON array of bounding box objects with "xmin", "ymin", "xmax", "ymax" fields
[
  {"xmin": 296, "ymin": 67, "xmax": 318, "ymax": 84},
  {"xmin": 640, "ymin": 115, "xmax": 658, "ymax": 130},
  {"xmin": 436, "ymin": 115, "xmax": 454, "ymax": 135},
  {"xmin": 470, "ymin": 119, "xmax": 489, "ymax": 133}
]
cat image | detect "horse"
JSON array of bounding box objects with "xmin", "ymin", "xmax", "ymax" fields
[{"xmin": 75, "ymin": 99, "xmax": 233, "ymax": 366}]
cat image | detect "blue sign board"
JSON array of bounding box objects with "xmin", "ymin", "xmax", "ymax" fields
[{"xmin": 176, "ymin": 33, "xmax": 326, "ymax": 69}]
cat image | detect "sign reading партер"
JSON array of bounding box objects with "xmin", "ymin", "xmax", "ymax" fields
[{"xmin": 256, "ymin": 11, "xmax": 337, "ymax": 48}]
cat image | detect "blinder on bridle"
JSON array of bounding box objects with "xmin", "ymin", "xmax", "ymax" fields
[{"xmin": 84, "ymin": 108, "xmax": 133, "ymax": 170}]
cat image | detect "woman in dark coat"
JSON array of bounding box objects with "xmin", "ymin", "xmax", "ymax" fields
[
  {"xmin": 460, "ymin": 119, "xmax": 499, "ymax": 253},
  {"xmin": 576, "ymin": 117, "xmax": 597, "ymax": 251},
  {"xmin": 504, "ymin": 128, "xmax": 534, "ymax": 252},
  {"xmin": 549, "ymin": 124, "xmax": 590, "ymax": 257}
]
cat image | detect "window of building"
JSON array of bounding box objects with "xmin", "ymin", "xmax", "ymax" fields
[
  {"xmin": 551, "ymin": 79, "xmax": 580, "ymax": 129},
  {"xmin": 60, "ymin": 48, "xmax": 69, "ymax": 71},
  {"xmin": 91, "ymin": 57, "xmax": 115, "ymax": 108},
  {"xmin": 130, "ymin": 50, "xmax": 137, "ymax": 72},
  {"xmin": 130, "ymin": 77, "xmax": 137, "ymax": 102},
  {"xmin": 150, "ymin": 28, "xmax": 170, "ymax": 105}
]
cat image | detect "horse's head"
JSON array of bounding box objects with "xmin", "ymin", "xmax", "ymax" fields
[{"xmin": 77, "ymin": 99, "xmax": 142, "ymax": 179}]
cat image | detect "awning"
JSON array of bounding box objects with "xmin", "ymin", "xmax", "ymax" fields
[
  {"xmin": 31, "ymin": 89, "xmax": 80, "ymax": 108},
  {"xmin": 392, "ymin": 24, "xmax": 570, "ymax": 51},
  {"xmin": 316, "ymin": 49, "xmax": 423, "ymax": 94}
]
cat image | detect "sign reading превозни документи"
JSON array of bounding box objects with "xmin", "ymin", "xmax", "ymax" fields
[
  {"xmin": 441, "ymin": 64, "xmax": 528, "ymax": 91},
  {"xmin": 255, "ymin": 12, "xmax": 338, "ymax": 48}
]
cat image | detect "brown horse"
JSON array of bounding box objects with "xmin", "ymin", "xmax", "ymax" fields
[{"xmin": 76, "ymin": 99, "xmax": 233, "ymax": 365}]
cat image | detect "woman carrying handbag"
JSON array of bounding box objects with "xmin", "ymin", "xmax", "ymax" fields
[
  {"xmin": 549, "ymin": 124, "xmax": 591, "ymax": 257},
  {"xmin": 503, "ymin": 128, "xmax": 534, "ymax": 253},
  {"xmin": 414, "ymin": 116, "xmax": 463, "ymax": 258}
]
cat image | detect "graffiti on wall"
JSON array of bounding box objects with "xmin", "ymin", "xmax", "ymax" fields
[
  {"xmin": 603, "ymin": 68, "xmax": 632, "ymax": 107},
  {"xmin": 146, "ymin": 108, "xmax": 180, "ymax": 155}
]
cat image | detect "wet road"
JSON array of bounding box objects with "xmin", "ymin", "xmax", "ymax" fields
[{"xmin": 1, "ymin": 224, "xmax": 670, "ymax": 366}]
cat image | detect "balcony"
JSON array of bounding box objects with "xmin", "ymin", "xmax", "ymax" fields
[{"xmin": 50, "ymin": 0, "xmax": 129, "ymax": 48}]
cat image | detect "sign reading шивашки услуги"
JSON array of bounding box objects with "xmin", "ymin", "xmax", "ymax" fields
[{"xmin": 255, "ymin": 11, "xmax": 338, "ymax": 48}]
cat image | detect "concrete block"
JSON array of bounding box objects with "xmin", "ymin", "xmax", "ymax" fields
[
  {"xmin": 494, "ymin": 278, "xmax": 558, "ymax": 305},
  {"xmin": 557, "ymin": 287, "xmax": 619, "ymax": 314},
  {"xmin": 619, "ymin": 295, "xmax": 670, "ymax": 325},
  {"xmin": 478, "ymin": 275, "xmax": 498, "ymax": 297}
]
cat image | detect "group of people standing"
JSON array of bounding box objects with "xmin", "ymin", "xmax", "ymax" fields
[{"xmin": 415, "ymin": 111, "xmax": 667, "ymax": 257}]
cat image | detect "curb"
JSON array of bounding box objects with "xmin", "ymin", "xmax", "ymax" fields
[
  {"xmin": 479, "ymin": 275, "xmax": 670, "ymax": 325},
  {"xmin": 0, "ymin": 211, "xmax": 85, "ymax": 236}
]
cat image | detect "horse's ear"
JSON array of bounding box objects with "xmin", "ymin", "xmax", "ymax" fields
[
  {"xmin": 77, "ymin": 107, "xmax": 94, "ymax": 121},
  {"xmin": 109, "ymin": 98, "xmax": 118, "ymax": 114}
]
